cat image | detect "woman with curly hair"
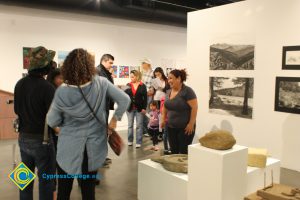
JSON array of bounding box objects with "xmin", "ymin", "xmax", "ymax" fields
[{"xmin": 47, "ymin": 48, "xmax": 130, "ymax": 200}]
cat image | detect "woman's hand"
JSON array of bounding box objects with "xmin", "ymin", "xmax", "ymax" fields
[
  {"xmin": 184, "ymin": 122, "xmax": 194, "ymax": 135},
  {"xmin": 54, "ymin": 127, "xmax": 60, "ymax": 135},
  {"xmin": 141, "ymin": 109, "xmax": 147, "ymax": 114},
  {"xmin": 109, "ymin": 116, "xmax": 117, "ymax": 130}
]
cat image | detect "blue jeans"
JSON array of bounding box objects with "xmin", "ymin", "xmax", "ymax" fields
[
  {"xmin": 127, "ymin": 110, "xmax": 144, "ymax": 145},
  {"xmin": 18, "ymin": 136, "xmax": 55, "ymax": 200},
  {"xmin": 163, "ymin": 123, "xmax": 169, "ymax": 151}
]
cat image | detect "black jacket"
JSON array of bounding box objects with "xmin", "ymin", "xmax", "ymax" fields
[
  {"xmin": 14, "ymin": 74, "xmax": 55, "ymax": 137},
  {"xmin": 125, "ymin": 82, "xmax": 147, "ymax": 112},
  {"xmin": 97, "ymin": 64, "xmax": 115, "ymax": 110}
]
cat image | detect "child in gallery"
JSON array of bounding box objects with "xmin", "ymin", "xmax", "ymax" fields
[{"xmin": 147, "ymin": 101, "xmax": 160, "ymax": 151}]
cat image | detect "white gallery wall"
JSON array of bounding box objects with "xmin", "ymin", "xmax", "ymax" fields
[
  {"xmin": 187, "ymin": 0, "xmax": 300, "ymax": 172},
  {"xmin": 0, "ymin": 5, "xmax": 187, "ymax": 130}
]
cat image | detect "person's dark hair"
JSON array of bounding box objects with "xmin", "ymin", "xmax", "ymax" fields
[
  {"xmin": 149, "ymin": 100, "xmax": 158, "ymax": 108},
  {"xmin": 100, "ymin": 54, "xmax": 114, "ymax": 64},
  {"xmin": 61, "ymin": 48, "xmax": 95, "ymax": 85},
  {"xmin": 46, "ymin": 68, "xmax": 61, "ymax": 88},
  {"xmin": 28, "ymin": 63, "xmax": 51, "ymax": 76},
  {"xmin": 153, "ymin": 67, "xmax": 167, "ymax": 81},
  {"xmin": 50, "ymin": 60, "xmax": 57, "ymax": 70},
  {"xmin": 169, "ymin": 69, "xmax": 188, "ymax": 82}
]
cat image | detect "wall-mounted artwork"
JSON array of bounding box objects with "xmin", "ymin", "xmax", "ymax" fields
[
  {"xmin": 119, "ymin": 66, "xmax": 129, "ymax": 78},
  {"xmin": 209, "ymin": 77, "xmax": 254, "ymax": 119},
  {"xmin": 166, "ymin": 67, "xmax": 175, "ymax": 77},
  {"xmin": 23, "ymin": 47, "xmax": 33, "ymax": 69},
  {"xmin": 210, "ymin": 44, "xmax": 254, "ymax": 70},
  {"xmin": 58, "ymin": 51, "xmax": 70, "ymax": 68},
  {"xmin": 111, "ymin": 65, "xmax": 118, "ymax": 78},
  {"xmin": 275, "ymin": 77, "xmax": 300, "ymax": 114},
  {"xmin": 282, "ymin": 46, "xmax": 300, "ymax": 70}
]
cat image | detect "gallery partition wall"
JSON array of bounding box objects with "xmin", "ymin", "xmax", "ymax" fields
[{"xmin": 187, "ymin": 0, "xmax": 300, "ymax": 172}]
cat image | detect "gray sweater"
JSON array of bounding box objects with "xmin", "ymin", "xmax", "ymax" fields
[{"xmin": 47, "ymin": 76, "xmax": 130, "ymax": 174}]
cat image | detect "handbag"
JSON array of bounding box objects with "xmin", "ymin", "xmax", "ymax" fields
[{"xmin": 78, "ymin": 86, "xmax": 125, "ymax": 156}]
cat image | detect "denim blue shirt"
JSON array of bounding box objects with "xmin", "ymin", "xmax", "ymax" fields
[{"xmin": 47, "ymin": 76, "xmax": 130, "ymax": 174}]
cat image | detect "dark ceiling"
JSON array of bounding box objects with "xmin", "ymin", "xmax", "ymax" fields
[{"xmin": 0, "ymin": 0, "xmax": 244, "ymax": 26}]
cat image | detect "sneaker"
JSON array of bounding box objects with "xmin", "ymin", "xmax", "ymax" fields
[
  {"xmin": 105, "ymin": 158, "xmax": 112, "ymax": 164},
  {"xmin": 144, "ymin": 133, "xmax": 150, "ymax": 137},
  {"xmin": 101, "ymin": 163, "xmax": 110, "ymax": 168},
  {"xmin": 136, "ymin": 144, "xmax": 141, "ymax": 148},
  {"xmin": 128, "ymin": 142, "xmax": 133, "ymax": 146},
  {"xmin": 164, "ymin": 150, "xmax": 171, "ymax": 155}
]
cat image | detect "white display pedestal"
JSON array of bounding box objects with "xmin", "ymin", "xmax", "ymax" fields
[
  {"xmin": 138, "ymin": 159, "xmax": 188, "ymax": 200},
  {"xmin": 246, "ymin": 157, "xmax": 280, "ymax": 195},
  {"xmin": 138, "ymin": 144, "xmax": 281, "ymax": 200},
  {"xmin": 188, "ymin": 144, "xmax": 248, "ymax": 200}
]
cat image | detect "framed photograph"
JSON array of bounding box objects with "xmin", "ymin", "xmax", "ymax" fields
[
  {"xmin": 275, "ymin": 77, "xmax": 300, "ymax": 114},
  {"xmin": 23, "ymin": 47, "xmax": 33, "ymax": 69},
  {"xmin": 58, "ymin": 51, "xmax": 70, "ymax": 68},
  {"xmin": 209, "ymin": 77, "xmax": 254, "ymax": 119},
  {"xmin": 282, "ymin": 46, "xmax": 300, "ymax": 70},
  {"xmin": 119, "ymin": 66, "xmax": 129, "ymax": 78},
  {"xmin": 111, "ymin": 65, "xmax": 119, "ymax": 78},
  {"xmin": 210, "ymin": 43, "xmax": 254, "ymax": 70}
]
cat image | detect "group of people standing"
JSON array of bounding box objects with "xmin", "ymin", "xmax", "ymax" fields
[
  {"xmin": 124, "ymin": 59, "xmax": 198, "ymax": 155},
  {"xmin": 13, "ymin": 46, "xmax": 198, "ymax": 200}
]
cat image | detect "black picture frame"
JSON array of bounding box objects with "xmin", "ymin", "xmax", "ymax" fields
[
  {"xmin": 275, "ymin": 77, "xmax": 300, "ymax": 114},
  {"xmin": 282, "ymin": 46, "xmax": 300, "ymax": 70}
]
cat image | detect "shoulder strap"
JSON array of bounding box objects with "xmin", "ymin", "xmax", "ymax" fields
[{"xmin": 78, "ymin": 86, "xmax": 103, "ymax": 126}]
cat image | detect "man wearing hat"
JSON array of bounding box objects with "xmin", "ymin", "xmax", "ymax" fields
[
  {"xmin": 14, "ymin": 46, "xmax": 56, "ymax": 200},
  {"xmin": 141, "ymin": 58, "xmax": 154, "ymax": 137}
]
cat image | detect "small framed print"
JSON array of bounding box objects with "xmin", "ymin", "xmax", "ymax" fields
[
  {"xmin": 275, "ymin": 77, "xmax": 300, "ymax": 114},
  {"xmin": 282, "ymin": 46, "xmax": 300, "ymax": 70}
]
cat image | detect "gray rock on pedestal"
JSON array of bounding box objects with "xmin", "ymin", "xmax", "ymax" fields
[{"xmin": 199, "ymin": 130, "xmax": 236, "ymax": 150}]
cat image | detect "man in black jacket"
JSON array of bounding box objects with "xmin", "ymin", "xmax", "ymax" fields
[
  {"xmin": 97, "ymin": 54, "xmax": 115, "ymax": 112},
  {"xmin": 97, "ymin": 54, "xmax": 115, "ymax": 169},
  {"xmin": 14, "ymin": 46, "xmax": 56, "ymax": 200}
]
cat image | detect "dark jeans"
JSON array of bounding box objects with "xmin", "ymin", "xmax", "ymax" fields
[
  {"xmin": 57, "ymin": 147, "xmax": 97, "ymax": 200},
  {"xmin": 168, "ymin": 127, "xmax": 195, "ymax": 154},
  {"xmin": 163, "ymin": 124, "xmax": 169, "ymax": 151},
  {"xmin": 18, "ymin": 136, "xmax": 55, "ymax": 200},
  {"xmin": 148, "ymin": 128, "xmax": 159, "ymax": 146}
]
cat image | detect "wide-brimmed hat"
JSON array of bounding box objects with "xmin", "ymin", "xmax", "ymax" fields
[
  {"xmin": 28, "ymin": 46, "xmax": 56, "ymax": 72},
  {"xmin": 141, "ymin": 58, "xmax": 151, "ymax": 65}
]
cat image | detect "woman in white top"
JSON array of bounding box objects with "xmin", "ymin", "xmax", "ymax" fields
[{"xmin": 152, "ymin": 67, "xmax": 169, "ymax": 108}]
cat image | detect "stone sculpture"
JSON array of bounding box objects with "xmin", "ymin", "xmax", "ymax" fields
[
  {"xmin": 199, "ymin": 130, "xmax": 236, "ymax": 150},
  {"xmin": 151, "ymin": 154, "xmax": 188, "ymax": 173},
  {"xmin": 245, "ymin": 184, "xmax": 300, "ymax": 200}
]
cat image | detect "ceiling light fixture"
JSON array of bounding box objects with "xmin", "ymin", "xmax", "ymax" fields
[{"xmin": 150, "ymin": 0, "xmax": 198, "ymax": 11}]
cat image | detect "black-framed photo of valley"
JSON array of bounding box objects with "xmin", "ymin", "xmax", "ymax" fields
[
  {"xmin": 275, "ymin": 77, "xmax": 300, "ymax": 114},
  {"xmin": 210, "ymin": 44, "xmax": 254, "ymax": 70},
  {"xmin": 282, "ymin": 46, "xmax": 300, "ymax": 70}
]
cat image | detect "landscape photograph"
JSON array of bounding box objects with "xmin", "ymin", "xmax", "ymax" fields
[
  {"xmin": 209, "ymin": 77, "xmax": 254, "ymax": 119},
  {"xmin": 275, "ymin": 77, "xmax": 300, "ymax": 114},
  {"xmin": 210, "ymin": 43, "xmax": 254, "ymax": 70}
]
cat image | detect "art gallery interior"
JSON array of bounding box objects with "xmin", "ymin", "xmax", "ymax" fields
[{"xmin": 0, "ymin": 0, "xmax": 300, "ymax": 199}]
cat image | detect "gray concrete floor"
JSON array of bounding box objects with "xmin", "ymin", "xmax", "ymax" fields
[{"xmin": 0, "ymin": 132, "xmax": 299, "ymax": 200}]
